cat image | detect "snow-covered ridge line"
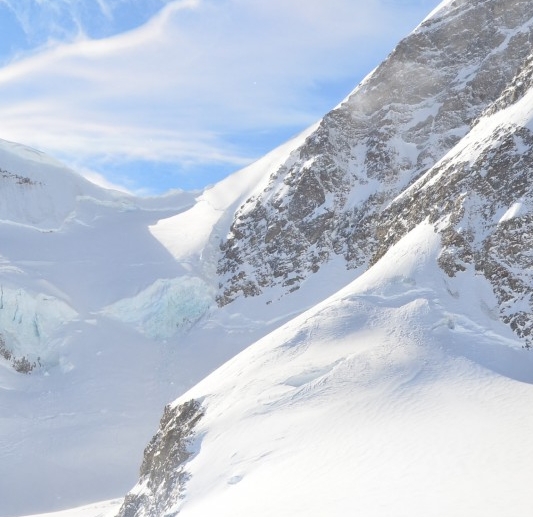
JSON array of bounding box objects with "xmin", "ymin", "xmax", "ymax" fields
[
  {"xmin": 215, "ymin": 0, "xmax": 533, "ymax": 308},
  {"xmin": 116, "ymin": 223, "xmax": 533, "ymax": 517},
  {"xmin": 0, "ymin": 138, "xmax": 67, "ymax": 168}
]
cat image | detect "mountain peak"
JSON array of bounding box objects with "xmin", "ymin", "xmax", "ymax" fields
[{"xmin": 215, "ymin": 0, "xmax": 533, "ymax": 327}]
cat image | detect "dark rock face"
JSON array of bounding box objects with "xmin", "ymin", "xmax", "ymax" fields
[
  {"xmin": 216, "ymin": 0, "xmax": 533, "ymax": 307},
  {"xmin": 369, "ymin": 43, "xmax": 533, "ymax": 346},
  {"xmin": 0, "ymin": 168, "xmax": 38, "ymax": 186},
  {"xmin": 483, "ymin": 54, "xmax": 533, "ymax": 117},
  {"xmin": 0, "ymin": 334, "xmax": 39, "ymax": 373},
  {"xmin": 373, "ymin": 119, "xmax": 533, "ymax": 345},
  {"xmin": 116, "ymin": 400, "xmax": 204, "ymax": 517}
]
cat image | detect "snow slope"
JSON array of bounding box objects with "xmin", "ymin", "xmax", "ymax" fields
[
  {"xmin": 117, "ymin": 223, "xmax": 533, "ymax": 517},
  {"xmin": 0, "ymin": 138, "xmax": 254, "ymax": 517},
  {"xmin": 0, "ymin": 138, "xmax": 119, "ymax": 230},
  {"xmin": 0, "ymin": 135, "xmax": 343, "ymax": 517},
  {"xmin": 149, "ymin": 125, "xmax": 317, "ymax": 269}
]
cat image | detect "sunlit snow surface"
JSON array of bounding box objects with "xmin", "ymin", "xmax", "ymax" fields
[
  {"xmin": 5, "ymin": 86, "xmax": 533, "ymax": 517},
  {"xmin": 33, "ymin": 223, "xmax": 533, "ymax": 517},
  {"xmin": 152, "ymin": 224, "xmax": 533, "ymax": 517},
  {"xmin": 0, "ymin": 138, "xmax": 213, "ymax": 516},
  {"xmin": 0, "ymin": 132, "xmax": 333, "ymax": 517},
  {"xmin": 6, "ymin": 86, "xmax": 533, "ymax": 515},
  {"xmin": 6, "ymin": 0, "xmax": 533, "ymax": 511}
]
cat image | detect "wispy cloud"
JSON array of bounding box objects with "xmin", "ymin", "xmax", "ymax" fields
[
  {"xmin": 0, "ymin": 0, "xmax": 442, "ymax": 192},
  {"xmin": 0, "ymin": 0, "xmax": 171, "ymax": 46}
]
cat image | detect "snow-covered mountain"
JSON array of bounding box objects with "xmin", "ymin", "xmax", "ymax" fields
[
  {"xmin": 0, "ymin": 139, "xmax": 203, "ymax": 516},
  {"xmin": 6, "ymin": 0, "xmax": 533, "ymax": 516},
  {"xmin": 111, "ymin": 0, "xmax": 533, "ymax": 516},
  {"xmin": 0, "ymin": 136, "xmax": 349, "ymax": 516},
  {"xmin": 117, "ymin": 224, "xmax": 533, "ymax": 517},
  {"xmin": 216, "ymin": 0, "xmax": 533, "ymax": 307}
]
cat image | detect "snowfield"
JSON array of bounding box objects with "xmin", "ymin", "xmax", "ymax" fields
[
  {"xmin": 25, "ymin": 223, "xmax": 533, "ymax": 517},
  {"xmin": 0, "ymin": 131, "xmax": 342, "ymax": 517},
  {"xmin": 0, "ymin": 137, "xmax": 272, "ymax": 516},
  {"xmin": 163, "ymin": 227, "xmax": 533, "ymax": 517},
  {"xmin": 138, "ymin": 223, "xmax": 533, "ymax": 517}
]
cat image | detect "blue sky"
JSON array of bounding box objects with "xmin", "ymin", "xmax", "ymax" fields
[{"xmin": 0, "ymin": 0, "xmax": 442, "ymax": 194}]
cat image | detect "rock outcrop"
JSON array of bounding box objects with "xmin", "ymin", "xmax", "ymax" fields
[
  {"xmin": 217, "ymin": 0, "xmax": 533, "ymax": 313},
  {"xmin": 116, "ymin": 400, "xmax": 204, "ymax": 517}
]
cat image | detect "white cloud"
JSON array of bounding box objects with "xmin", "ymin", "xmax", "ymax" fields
[{"xmin": 0, "ymin": 0, "xmax": 442, "ymax": 191}]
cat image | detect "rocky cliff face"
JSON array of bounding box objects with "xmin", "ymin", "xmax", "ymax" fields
[
  {"xmin": 116, "ymin": 400, "xmax": 204, "ymax": 517},
  {"xmin": 216, "ymin": 0, "xmax": 533, "ymax": 312},
  {"xmin": 373, "ymin": 51, "xmax": 533, "ymax": 345}
]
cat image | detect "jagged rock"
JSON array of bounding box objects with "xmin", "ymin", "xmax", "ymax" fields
[
  {"xmin": 116, "ymin": 400, "xmax": 204, "ymax": 517},
  {"xmin": 373, "ymin": 114, "xmax": 533, "ymax": 346},
  {"xmin": 217, "ymin": 0, "xmax": 533, "ymax": 308},
  {"xmin": 214, "ymin": 0, "xmax": 533, "ymax": 348}
]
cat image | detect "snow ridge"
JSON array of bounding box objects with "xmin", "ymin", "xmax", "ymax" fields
[{"xmin": 216, "ymin": 0, "xmax": 533, "ymax": 311}]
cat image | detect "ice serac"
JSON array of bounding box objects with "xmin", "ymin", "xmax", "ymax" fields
[
  {"xmin": 217, "ymin": 0, "xmax": 533, "ymax": 307},
  {"xmin": 0, "ymin": 285, "xmax": 77, "ymax": 372},
  {"xmin": 102, "ymin": 277, "xmax": 214, "ymax": 339}
]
